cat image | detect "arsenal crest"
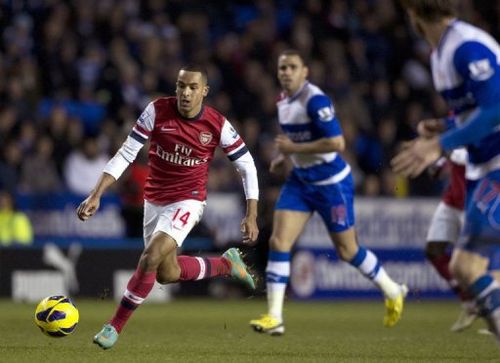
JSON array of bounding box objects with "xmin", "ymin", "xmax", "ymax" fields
[{"xmin": 199, "ymin": 131, "xmax": 213, "ymax": 145}]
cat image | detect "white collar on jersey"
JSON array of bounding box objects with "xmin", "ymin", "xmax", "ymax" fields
[{"xmin": 288, "ymin": 81, "xmax": 309, "ymax": 103}]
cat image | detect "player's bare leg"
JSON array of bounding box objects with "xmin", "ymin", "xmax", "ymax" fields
[
  {"xmin": 250, "ymin": 210, "xmax": 311, "ymax": 335},
  {"xmin": 450, "ymin": 249, "xmax": 500, "ymax": 342},
  {"xmin": 425, "ymin": 241, "xmax": 478, "ymax": 332},
  {"xmin": 94, "ymin": 231, "xmax": 176, "ymax": 349},
  {"xmin": 331, "ymin": 228, "xmax": 408, "ymax": 327}
]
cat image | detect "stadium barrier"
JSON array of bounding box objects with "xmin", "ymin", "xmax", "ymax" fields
[
  {"xmin": 15, "ymin": 191, "xmax": 244, "ymax": 248},
  {"xmin": 2, "ymin": 194, "xmax": 452, "ymax": 300},
  {"xmin": 290, "ymin": 198, "xmax": 449, "ymax": 299}
]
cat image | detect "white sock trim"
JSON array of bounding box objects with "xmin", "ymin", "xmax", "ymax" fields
[
  {"xmin": 478, "ymin": 280, "xmax": 500, "ymax": 300},
  {"xmin": 358, "ymin": 250, "xmax": 378, "ymax": 276},
  {"xmin": 194, "ymin": 257, "xmax": 206, "ymax": 280},
  {"xmin": 124, "ymin": 289, "xmax": 145, "ymax": 304},
  {"xmin": 266, "ymin": 261, "xmax": 290, "ymax": 276}
]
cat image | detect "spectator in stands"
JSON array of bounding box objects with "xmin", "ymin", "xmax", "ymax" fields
[
  {"xmin": 0, "ymin": 0, "xmax": 496, "ymax": 199},
  {"xmin": 20, "ymin": 135, "xmax": 61, "ymax": 193},
  {"xmin": 44, "ymin": 105, "xmax": 71, "ymax": 177},
  {"xmin": 0, "ymin": 141, "xmax": 23, "ymax": 193},
  {"xmin": 64, "ymin": 135, "xmax": 108, "ymax": 195},
  {"xmin": 0, "ymin": 190, "xmax": 33, "ymax": 246}
]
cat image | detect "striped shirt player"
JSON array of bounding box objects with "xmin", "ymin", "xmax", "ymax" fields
[
  {"xmin": 430, "ymin": 20, "xmax": 500, "ymax": 248},
  {"xmin": 274, "ymin": 81, "xmax": 353, "ymax": 227},
  {"xmin": 250, "ymin": 50, "xmax": 407, "ymax": 336},
  {"xmin": 395, "ymin": 2, "xmax": 500, "ymax": 343},
  {"xmin": 431, "ymin": 21, "xmax": 500, "ymax": 337},
  {"xmin": 78, "ymin": 67, "xmax": 259, "ymax": 349},
  {"xmin": 276, "ymin": 82, "xmax": 354, "ymax": 215}
]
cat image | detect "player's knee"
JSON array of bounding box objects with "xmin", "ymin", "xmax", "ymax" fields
[
  {"xmin": 269, "ymin": 235, "xmax": 289, "ymax": 252},
  {"xmin": 448, "ymin": 258, "xmax": 468, "ymax": 283},
  {"xmin": 140, "ymin": 248, "xmax": 163, "ymax": 271}
]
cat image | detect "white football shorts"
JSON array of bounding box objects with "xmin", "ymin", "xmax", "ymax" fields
[
  {"xmin": 426, "ymin": 201, "xmax": 464, "ymax": 243},
  {"xmin": 143, "ymin": 199, "xmax": 206, "ymax": 247}
]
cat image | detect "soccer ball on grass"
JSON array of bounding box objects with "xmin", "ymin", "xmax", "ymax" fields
[{"xmin": 34, "ymin": 295, "xmax": 79, "ymax": 337}]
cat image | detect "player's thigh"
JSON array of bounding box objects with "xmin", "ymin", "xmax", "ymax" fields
[
  {"xmin": 140, "ymin": 231, "xmax": 178, "ymax": 271},
  {"xmin": 312, "ymin": 176, "xmax": 356, "ymax": 234},
  {"xmin": 272, "ymin": 178, "xmax": 313, "ymax": 251},
  {"xmin": 449, "ymin": 248, "xmax": 489, "ymax": 285},
  {"xmin": 143, "ymin": 199, "xmax": 206, "ymax": 248},
  {"xmin": 311, "ymin": 177, "xmax": 357, "ymax": 259},
  {"xmin": 143, "ymin": 200, "xmax": 161, "ymax": 245},
  {"xmin": 426, "ymin": 202, "xmax": 463, "ymax": 243},
  {"xmin": 270, "ymin": 210, "xmax": 311, "ymax": 251}
]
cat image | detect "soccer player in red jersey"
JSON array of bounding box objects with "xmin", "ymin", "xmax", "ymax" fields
[
  {"xmin": 423, "ymin": 152, "xmax": 473, "ymax": 331},
  {"xmin": 77, "ymin": 65, "xmax": 259, "ymax": 349},
  {"xmin": 417, "ymin": 119, "xmax": 474, "ymax": 330}
]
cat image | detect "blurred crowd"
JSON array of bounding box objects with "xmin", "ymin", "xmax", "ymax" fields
[{"xmin": 0, "ymin": 0, "xmax": 497, "ymax": 232}]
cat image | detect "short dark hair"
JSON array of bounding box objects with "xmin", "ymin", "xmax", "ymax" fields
[
  {"xmin": 278, "ymin": 49, "xmax": 308, "ymax": 66},
  {"xmin": 179, "ymin": 64, "xmax": 208, "ymax": 84},
  {"xmin": 400, "ymin": 0, "xmax": 457, "ymax": 22}
]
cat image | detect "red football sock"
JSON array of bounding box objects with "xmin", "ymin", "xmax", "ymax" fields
[
  {"xmin": 177, "ymin": 255, "xmax": 231, "ymax": 281},
  {"xmin": 110, "ymin": 267, "xmax": 156, "ymax": 333},
  {"xmin": 427, "ymin": 252, "xmax": 471, "ymax": 301}
]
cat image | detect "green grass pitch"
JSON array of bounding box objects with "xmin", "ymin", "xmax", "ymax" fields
[{"xmin": 0, "ymin": 298, "xmax": 498, "ymax": 362}]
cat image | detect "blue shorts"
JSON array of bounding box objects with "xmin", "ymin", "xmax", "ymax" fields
[
  {"xmin": 275, "ymin": 172, "xmax": 355, "ymax": 233},
  {"xmin": 458, "ymin": 169, "xmax": 500, "ymax": 254}
]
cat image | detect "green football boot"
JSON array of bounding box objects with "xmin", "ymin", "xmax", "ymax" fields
[
  {"xmin": 222, "ymin": 248, "xmax": 256, "ymax": 290},
  {"xmin": 93, "ymin": 323, "xmax": 119, "ymax": 349}
]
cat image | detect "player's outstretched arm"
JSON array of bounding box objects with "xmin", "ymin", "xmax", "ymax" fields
[
  {"xmin": 77, "ymin": 101, "xmax": 152, "ymax": 221},
  {"xmin": 417, "ymin": 118, "xmax": 447, "ymax": 138},
  {"xmin": 76, "ymin": 172, "xmax": 116, "ymax": 221},
  {"xmin": 439, "ymin": 103, "xmax": 500, "ymax": 150},
  {"xmin": 219, "ymin": 119, "xmax": 260, "ymax": 243},
  {"xmin": 391, "ymin": 137, "xmax": 443, "ymax": 178},
  {"xmin": 393, "ymin": 102, "xmax": 500, "ymax": 178},
  {"xmin": 76, "ymin": 126, "xmax": 145, "ymax": 221},
  {"xmin": 231, "ymin": 153, "xmax": 259, "ymax": 244},
  {"xmin": 241, "ymin": 198, "xmax": 258, "ymax": 244}
]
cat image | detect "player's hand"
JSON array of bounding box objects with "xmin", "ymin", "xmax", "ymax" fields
[
  {"xmin": 269, "ymin": 154, "xmax": 286, "ymax": 174},
  {"xmin": 240, "ymin": 216, "xmax": 259, "ymax": 244},
  {"xmin": 391, "ymin": 137, "xmax": 443, "ymax": 178},
  {"xmin": 76, "ymin": 194, "xmax": 101, "ymax": 221},
  {"xmin": 417, "ymin": 118, "xmax": 445, "ymax": 138},
  {"xmin": 275, "ymin": 134, "xmax": 297, "ymax": 154}
]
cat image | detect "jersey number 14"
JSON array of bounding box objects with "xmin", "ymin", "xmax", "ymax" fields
[{"xmin": 172, "ymin": 208, "xmax": 191, "ymax": 229}]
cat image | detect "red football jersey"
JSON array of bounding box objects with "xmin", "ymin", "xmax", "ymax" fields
[{"xmin": 131, "ymin": 97, "xmax": 246, "ymax": 204}]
